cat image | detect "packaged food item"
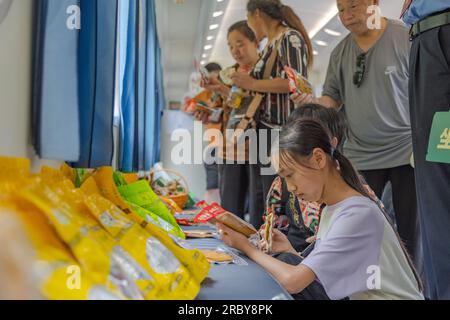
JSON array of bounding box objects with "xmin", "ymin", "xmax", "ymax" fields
[
  {"xmin": 74, "ymin": 168, "xmax": 93, "ymax": 188},
  {"xmin": 91, "ymin": 167, "xmax": 210, "ymax": 283},
  {"xmin": 227, "ymin": 86, "xmax": 244, "ymax": 109},
  {"xmin": 60, "ymin": 163, "xmax": 76, "ymax": 182},
  {"xmin": 117, "ymin": 180, "xmax": 180, "ymax": 230},
  {"xmin": 0, "ymin": 197, "xmax": 121, "ymax": 300},
  {"xmin": 201, "ymin": 250, "xmax": 234, "ymax": 264},
  {"xmin": 41, "ymin": 166, "xmax": 68, "ymax": 184},
  {"xmin": 219, "ymin": 67, "xmax": 235, "ymax": 86},
  {"xmin": 0, "ymin": 156, "xmax": 30, "ymax": 194},
  {"xmin": 284, "ymin": 65, "xmax": 314, "ymax": 95},
  {"xmin": 0, "ymin": 211, "xmax": 39, "ymax": 300},
  {"xmin": 199, "ymin": 247, "xmax": 247, "ymax": 266},
  {"xmin": 123, "ymin": 173, "xmax": 139, "ymax": 184},
  {"xmin": 194, "ymin": 202, "xmax": 257, "ymax": 237},
  {"xmin": 89, "ymin": 167, "xmax": 185, "ymax": 239},
  {"xmin": 84, "ymin": 194, "xmax": 201, "ymax": 300},
  {"xmin": 184, "ymin": 230, "xmax": 217, "ymax": 239},
  {"xmin": 160, "ymin": 196, "xmax": 183, "ymax": 214},
  {"xmin": 113, "ymin": 171, "xmax": 129, "ymax": 187},
  {"xmin": 128, "ymin": 201, "xmax": 186, "ymax": 240},
  {"xmin": 199, "ymin": 65, "xmax": 210, "ymax": 84},
  {"xmin": 264, "ymin": 213, "xmax": 274, "ymax": 253},
  {"xmin": 0, "ymin": 156, "xmax": 30, "ymax": 181},
  {"xmin": 18, "ymin": 179, "xmax": 162, "ymax": 300}
]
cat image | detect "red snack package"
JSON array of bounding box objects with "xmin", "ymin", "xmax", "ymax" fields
[
  {"xmin": 284, "ymin": 66, "xmax": 313, "ymax": 95},
  {"xmin": 194, "ymin": 203, "xmax": 257, "ymax": 238}
]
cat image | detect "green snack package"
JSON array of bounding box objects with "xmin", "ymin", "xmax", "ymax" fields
[
  {"xmin": 117, "ymin": 180, "xmax": 181, "ymax": 233},
  {"xmin": 113, "ymin": 171, "xmax": 128, "ymax": 187},
  {"xmin": 127, "ymin": 202, "xmax": 186, "ymax": 240}
]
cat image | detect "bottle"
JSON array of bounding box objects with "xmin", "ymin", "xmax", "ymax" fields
[{"xmin": 227, "ymin": 86, "xmax": 244, "ymax": 109}]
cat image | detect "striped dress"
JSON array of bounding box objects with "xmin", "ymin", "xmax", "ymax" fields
[{"xmin": 251, "ymin": 28, "xmax": 310, "ymax": 127}]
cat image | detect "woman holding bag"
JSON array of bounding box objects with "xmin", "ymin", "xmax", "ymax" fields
[
  {"xmin": 230, "ymin": 0, "xmax": 313, "ymax": 228},
  {"xmin": 200, "ymin": 21, "xmax": 261, "ymax": 220}
]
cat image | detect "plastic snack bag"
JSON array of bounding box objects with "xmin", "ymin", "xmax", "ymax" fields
[
  {"xmin": 0, "ymin": 197, "xmax": 121, "ymax": 300},
  {"xmin": 84, "ymin": 194, "xmax": 201, "ymax": 300},
  {"xmin": 90, "ymin": 167, "xmax": 185, "ymax": 239},
  {"xmin": 19, "ymin": 179, "xmax": 162, "ymax": 300},
  {"xmin": 90, "ymin": 167, "xmax": 210, "ymax": 283},
  {"xmin": 0, "ymin": 156, "xmax": 30, "ymax": 181},
  {"xmin": 128, "ymin": 201, "xmax": 186, "ymax": 240},
  {"xmin": 194, "ymin": 202, "xmax": 258, "ymax": 237},
  {"xmin": 117, "ymin": 180, "xmax": 179, "ymax": 229},
  {"xmin": 284, "ymin": 65, "xmax": 313, "ymax": 95}
]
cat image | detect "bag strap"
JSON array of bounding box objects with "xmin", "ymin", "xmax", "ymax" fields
[{"xmin": 236, "ymin": 34, "xmax": 284, "ymax": 131}]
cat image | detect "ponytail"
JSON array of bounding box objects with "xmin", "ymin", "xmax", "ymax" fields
[
  {"xmin": 332, "ymin": 149, "xmax": 370, "ymax": 199},
  {"xmin": 280, "ymin": 5, "xmax": 313, "ymax": 67},
  {"xmin": 279, "ymin": 119, "xmax": 424, "ymax": 293},
  {"xmin": 333, "ymin": 149, "xmax": 424, "ymax": 293}
]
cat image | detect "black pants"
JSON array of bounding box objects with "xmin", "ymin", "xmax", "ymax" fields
[
  {"xmin": 409, "ymin": 23, "xmax": 450, "ymax": 300},
  {"xmin": 219, "ymin": 163, "xmax": 252, "ymax": 220},
  {"xmin": 273, "ymin": 253, "xmax": 330, "ymax": 300},
  {"xmin": 204, "ymin": 148, "xmax": 219, "ymax": 190},
  {"xmin": 360, "ymin": 165, "xmax": 419, "ymax": 263},
  {"xmin": 247, "ymin": 123, "xmax": 278, "ymax": 229}
]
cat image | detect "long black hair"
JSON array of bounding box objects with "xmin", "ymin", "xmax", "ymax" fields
[
  {"xmin": 247, "ymin": 0, "xmax": 313, "ymax": 67},
  {"xmin": 278, "ymin": 119, "xmax": 423, "ymax": 292},
  {"xmin": 288, "ymin": 104, "xmax": 348, "ymax": 153},
  {"xmin": 279, "ymin": 119, "xmax": 368, "ymax": 198}
]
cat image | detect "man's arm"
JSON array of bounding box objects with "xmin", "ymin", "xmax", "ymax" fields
[{"xmin": 291, "ymin": 92, "xmax": 341, "ymax": 109}]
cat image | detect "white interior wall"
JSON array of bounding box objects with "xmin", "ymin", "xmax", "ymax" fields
[{"xmin": 0, "ymin": 0, "xmax": 61, "ymax": 172}]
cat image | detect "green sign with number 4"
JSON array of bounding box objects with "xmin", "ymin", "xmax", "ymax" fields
[{"xmin": 427, "ymin": 111, "xmax": 450, "ymax": 164}]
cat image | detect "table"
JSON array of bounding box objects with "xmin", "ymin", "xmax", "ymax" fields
[{"xmin": 181, "ymin": 224, "xmax": 293, "ymax": 301}]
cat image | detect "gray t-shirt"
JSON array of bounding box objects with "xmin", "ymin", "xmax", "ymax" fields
[{"xmin": 323, "ymin": 20, "xmax": 412, "ymax": 171}]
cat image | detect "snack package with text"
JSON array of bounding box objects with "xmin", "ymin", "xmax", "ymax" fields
[
  {"xmin": 284, "ymin": 65, "xmax": 313, "ymax": 95},
  {"xmin": 84, "ymin": 194, "xmax": 200, "ymax": 300},
  {"xmin": 0, "ymin": 197, "xmax": 121, "ymax": 300},
  {"xmin": 90, "ymin": 167, "xmax": 210, "ymax": 283},
  {"xmin": 194, "ymin": 202, "xmax": 257, "ymax": 237},
  {"xmin": 18, "ymin": 179, "xmax": 163, "ymax": 300}
]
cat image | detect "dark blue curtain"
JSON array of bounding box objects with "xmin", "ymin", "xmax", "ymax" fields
[
  {"xmin": 74, "ymin": 0, "xmax": 118, "ymax": 168},
  {"xmin": 119, "ymin": 0, "xmax": 165, "ymax": 172},
  {"xmin": 32, "ymin": 0, "xmax": 118, "ymax": 166}
]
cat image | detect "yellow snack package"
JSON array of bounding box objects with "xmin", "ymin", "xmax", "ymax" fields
[
  {"xmin": 19, "ymin": 179, "xmax": 163, "ymax": 300},
  {"xmin": 0, "ymin": 156, "xmax": 31, "ymax": 194},
  {"xmin": 60, "ymin": 163, "xmax": 76, "ymax": 183},
  {"xmin": 41, "ymin": 166, "xmax": 68, "ymax": 184},
  {"xmin": 129, "ymin": 210, "xmax": 210, "ymax": 284},
  {"xmin": 91, "ymin": 167, "xmax": 210, "ymax": 283},
  {"xmin": 0, "ymin": 197, "xmax": 121, "ymax": 300},
  {"xmin": 160, "ymin": 196, "xmax": 183, "ymax": 214},
  {"xmin": 85, "ymin": 194, "xmax": 200, "ymax": 300},
  {"xmin": 0, "ymin": 156, "xmax": 30, "ymax": 181}
]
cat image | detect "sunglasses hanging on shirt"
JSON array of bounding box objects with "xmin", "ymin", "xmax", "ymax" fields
[{"xmin": 353, "ymin": 53, "xmax": 367, "ymax": 88}]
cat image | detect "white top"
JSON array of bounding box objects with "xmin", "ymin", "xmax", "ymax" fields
[{"xmin": 302, "ymin": 196, "xmax": 424, "ymax": 300}]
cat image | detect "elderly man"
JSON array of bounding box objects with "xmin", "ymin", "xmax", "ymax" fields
[{"xmin": 293, "ymin": 0, "xmax": 419, "ymax": 263}]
